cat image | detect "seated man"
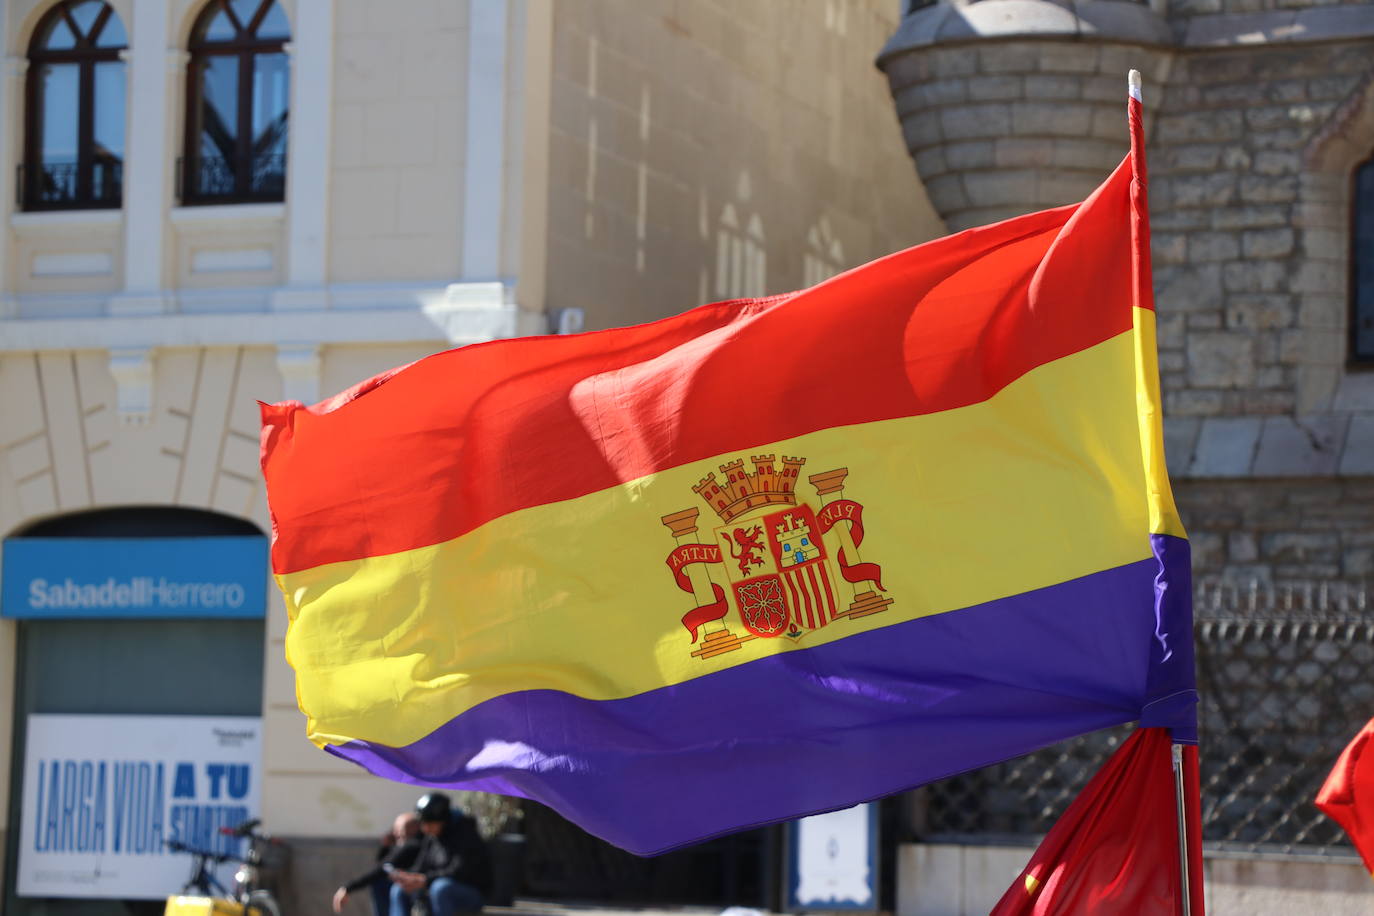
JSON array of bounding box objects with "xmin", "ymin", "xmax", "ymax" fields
[
  {"xmin": 331, "ymin": 812, "xmax": 422, "ymax": 915},
  {"xmin": 387, "ymin": 792, "xmax": 492, "ymax": 916}
]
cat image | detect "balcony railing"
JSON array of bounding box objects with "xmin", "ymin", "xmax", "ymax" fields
[
  {"xmin": 179, "ymin": 152, "xmax": 286, "ymax": 205},
  {"xmin": 17, "ymin": 160, "xmax": 123, "ymax": 211}
]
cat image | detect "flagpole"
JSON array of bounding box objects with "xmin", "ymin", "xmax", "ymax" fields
[
  {"xmin": 1130, "ymin": 66, "xmax": 1195, "ymax": 916},
  {"xmin": 1172, "ymin": 742, "xmax": 1192, "ymax": 916}
]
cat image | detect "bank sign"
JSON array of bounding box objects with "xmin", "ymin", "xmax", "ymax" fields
[
  {"xmin": 1, "ymin": 537, "xmax": 266, "ymax": 618},
  {"xmin": 17, "ymin": 714, "xmax": 263, "ymax": 900}
]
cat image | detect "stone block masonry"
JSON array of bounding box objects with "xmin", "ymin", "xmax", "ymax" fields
[
  {"xmin": 1175, "ymin": 478, "xmax": 1374, "ymax": 586},
  {"xmin": 1149, "ymin": 43, "xmax": 1372, "ymax": 436}
]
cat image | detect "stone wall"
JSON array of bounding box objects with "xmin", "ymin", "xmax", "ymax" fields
[
  {"xmin": 328, "ymin": 0, "xmax": 472, "ymax": 284},
  {"xmin": 881, "ymin": 7, "xmax": 1374, "ymax": 586},
  {"xmin": 1167, "ymin": 0, "xmax": 1374, "ymax": 29},
  {"xmin": 1151, "ymin": 40, "xmax": 1374, "ymax": 546},
  {"xmin": 1175, "ymin": 478, "xmax": 1374, "ymax": 584},
  {"xmin": 1152, "ymin": 41, "xmax": 1374, "ymax": 439},
  {"xmin": 545, "ymin": 0, "xmax": 943, "ymax": 332},
  {"xmin": 884, "ymin": 41, "xmax": 1173, "ymax": 231}
]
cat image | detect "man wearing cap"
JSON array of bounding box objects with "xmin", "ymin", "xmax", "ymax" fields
[{"xmin": 384, "ymin": 792, "xmax": 492, "ymax": 916}]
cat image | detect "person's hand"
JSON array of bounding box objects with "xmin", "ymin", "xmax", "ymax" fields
[
  {"xmin": 331, "ymin": 887, "xmax": 349, "ymax": 913},
  {"xmin": 392, "ymin": 870, "xmax": 426, "ymax": 893}
]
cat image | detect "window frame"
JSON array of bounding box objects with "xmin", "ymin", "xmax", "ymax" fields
[
  {"xmin": 21, "ymin": 1, "xmax": 126, "ymax": 212},
  {"xmin": 181, "ymin": 0, "xmax": 289, "ymax": 206},
  {"xmin": 1350, "ymin": 153, "xmax": 1374, "ymax": 367}
]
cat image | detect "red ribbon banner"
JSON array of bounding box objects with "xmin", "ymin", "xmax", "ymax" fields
[
  {"xmin": 665, "ymin": 543, "xmax": 729, "ymax": 641},
  {"xmin": 816, "ymin": 499, "xmax": 885, "ymax": 591}
]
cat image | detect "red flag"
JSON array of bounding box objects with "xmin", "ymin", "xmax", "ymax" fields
[
  {"xmin": 1316, "ymin": 717, "xmax": 1374, "ymax": 875},
  {"xmin": 991, "ymin": 728, "xmax": 1204, "ymax": 915}
]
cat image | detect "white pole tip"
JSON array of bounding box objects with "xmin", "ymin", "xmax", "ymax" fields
[{"xmin": 1128, "ymin": 70, "xmax": 1142, "ymax": 102}]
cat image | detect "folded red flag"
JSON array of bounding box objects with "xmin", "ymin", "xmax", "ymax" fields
[
  {"xmin": 1317, "ymin": 717, "xmax": 1374, "ymax": 876},
  {"xmin": 991, "ymin": 727, "xmax": 1204, "ymax": 916}
]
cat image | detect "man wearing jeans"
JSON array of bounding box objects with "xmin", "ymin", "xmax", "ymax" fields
[{"xmin": 387, "ymin": 792, "xmax": 491, "ymax": 916}]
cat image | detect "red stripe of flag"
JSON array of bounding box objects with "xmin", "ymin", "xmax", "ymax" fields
[{"xmin": 262, "ymin": 172, "xmax": 1139, "ymax": 575}]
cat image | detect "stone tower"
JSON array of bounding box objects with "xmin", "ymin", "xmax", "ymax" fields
[{"xmin": 879, "ymin": 0, "xmax": 1374, "ymax": 589}]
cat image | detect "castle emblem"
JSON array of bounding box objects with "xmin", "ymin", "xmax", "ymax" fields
[{"xmin": 662, "ymin": 455, "xmax": 894, "ymax": 659}]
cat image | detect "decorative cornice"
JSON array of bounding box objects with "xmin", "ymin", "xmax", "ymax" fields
[
  {"xmin": 1165, "ymin": 413, "xmax": 1374, "ymax": 479},
  {"xmin": 0, "ymin": 282, "xmax": 526, "ymax": 352}
]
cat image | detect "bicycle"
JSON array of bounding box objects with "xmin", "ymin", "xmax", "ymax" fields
[{"xmin": 164, "ymin": 818, "xmax": 284, "ymax": 916}]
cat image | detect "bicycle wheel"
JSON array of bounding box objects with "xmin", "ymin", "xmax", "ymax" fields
[{"xmin": 243, "ymin": 889, "xmax": 283, "ymax": 916}]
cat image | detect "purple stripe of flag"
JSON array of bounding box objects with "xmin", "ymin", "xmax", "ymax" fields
[{"xmin": 327, "ymin": 535, "xmax": 1195, "ymax": 856}]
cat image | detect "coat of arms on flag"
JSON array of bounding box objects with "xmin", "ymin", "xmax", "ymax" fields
[{"xmin": 661, "ymin": 455, "xmax": 893, "ymax": 659}]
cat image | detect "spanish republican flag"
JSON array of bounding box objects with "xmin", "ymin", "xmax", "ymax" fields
[
  {"xmin": 260, "ymin": 87, "xmax": 1196, "ymax": 855},
  {"xmin": 1317, "ymin": 718, "xmax": 1374, "ymax": 876}
]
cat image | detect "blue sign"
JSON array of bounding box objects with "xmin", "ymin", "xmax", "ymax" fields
[{"xmin": 2, "ymin": 537, "xmax": 267, "ymax": 619}]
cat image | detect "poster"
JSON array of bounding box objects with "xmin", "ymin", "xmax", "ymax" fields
[
  {"xmin": 17, "ymin": 714, "xmax": 262, "ymax": 900},
  {"xmin": 787, "ymin": 802, "xmax": 878, "ymax": 910}
]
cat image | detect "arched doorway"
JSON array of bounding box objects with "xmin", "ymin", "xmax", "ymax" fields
[{"xmin": 3, "ymin": 507, "xmax": 267, "ymax": 916}]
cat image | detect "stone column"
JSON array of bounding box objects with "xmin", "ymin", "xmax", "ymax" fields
[
  {"xmin": 273, "ymin": 0, "xmax": 334, "ymax": 311},
  {"xmin": 661, "ymin": 508, "xmax": 747, "ymax": 658},
  {"xmin": 808, "ymin": 468, "xmax": 858, "ymax": 608},
  {"xmin": 0, "ymin": 54, "xmax": 25, "ymax": 317},
  {"xmin": 462, "ymin": 0, "xmax": 508, "ymax": 281},
  {"xmin": 810, "ymin": 468, "xmax": 892, "ymax": 619},
  {"xmin": 111, "ymin": 0, "xmax": 173, "ymax": 315}
]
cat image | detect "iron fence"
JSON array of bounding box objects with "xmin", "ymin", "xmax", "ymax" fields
[{"xmin": 921, "ymin": 579, "xmax": 1373, "ymax": 859}]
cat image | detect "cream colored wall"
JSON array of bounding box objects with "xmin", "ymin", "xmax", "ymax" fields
[
  {"xmin": 328, "ymin": 0, "xmax": 470, "ymax": 285},
  {"xmin": 11, "ymin": 217, "xmax": 125, "ymax": 301},
  {"xmin": 0, "ymin": 341, "xmax": 442, "ymax": 846},
  {"xmin": 513, "ymin": 0, "xmax": 553, "ymax": 314},
  {"xmin": 543, "ymin": 0, "xmax": 942, "ymax": 332},
  {"xmin": 0, "ymin": 615, "xmax": 14, "ymax": 896},
  {"xmin": 0, "ymin": 348, "xmax": 273, "ymax": 523}
]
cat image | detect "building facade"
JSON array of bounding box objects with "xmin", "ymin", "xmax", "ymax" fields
[
  {"xmin": 879, "ymin": 1, "xmax": 1374, "ymax": 912},
  {"xmin": 0, "ymin": 0, "xmax": 940, "ymax": 911}
]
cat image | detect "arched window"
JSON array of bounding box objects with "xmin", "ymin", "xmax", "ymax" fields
[
  {"xmin": 22, "ymin": 1, "xmax": 127, "ymax": 210},
  {"xmin": 1355, "ymin": 154, "xmax": 1374, "ymax": 363},
  {"xmin": 182, "ymin": 0, "xmax": 290, "ymax": 204}
]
